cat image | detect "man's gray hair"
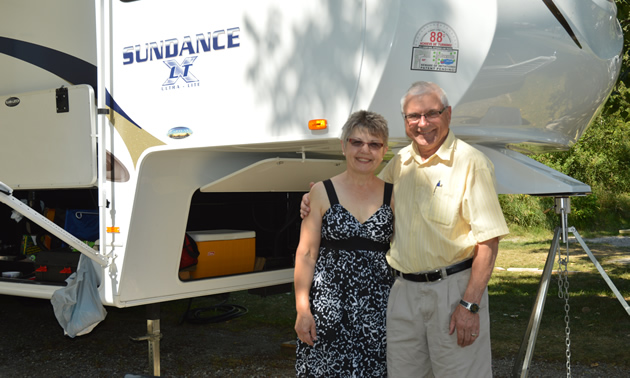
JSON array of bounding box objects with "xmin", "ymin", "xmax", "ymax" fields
[{"xmin": 400, "ymin": 81, "xmax": 450, "ymax": 113}]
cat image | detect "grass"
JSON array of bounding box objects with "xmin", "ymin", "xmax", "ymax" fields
[{"xmin": 491, "ymin": 233, "xmax": 630, "ymax": 367}]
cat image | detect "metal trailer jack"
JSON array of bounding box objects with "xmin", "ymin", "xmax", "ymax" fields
[
  {"xmin": 512, "ymin": 197, "xmax": 630, "ymax": 378},
  {"xmin": 130, "ymin": 304, "xmax": 162, "ymax": 377}
]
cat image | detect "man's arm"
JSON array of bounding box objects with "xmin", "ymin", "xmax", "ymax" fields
[{"xmin": 448, "ymin": 237, "xmax": 499, "ymax": 347}]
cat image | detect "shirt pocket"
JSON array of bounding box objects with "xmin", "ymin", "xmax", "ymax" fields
[{"xmin": 426, "ymin": 190, "xmax": 457, "ymax": 226}]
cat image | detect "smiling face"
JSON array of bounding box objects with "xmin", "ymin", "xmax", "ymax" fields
[
  {"xmin": 342, "ymin": 127, "xmax": 388, "ymax": 175},
  {"xmin": 403, "ymin": 92, "xmax": 451, "ymax": 159}
]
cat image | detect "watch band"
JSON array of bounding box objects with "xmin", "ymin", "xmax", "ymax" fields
[{"xmin": 459, "ymin": 299, "xmax": 480, "ymax": 314}]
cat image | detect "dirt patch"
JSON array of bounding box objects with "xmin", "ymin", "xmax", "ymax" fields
[{"xmin": 0, "ymin": 294, "xmax": 296, "ymax": 377}]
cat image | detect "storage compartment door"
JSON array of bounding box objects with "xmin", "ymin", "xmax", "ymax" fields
[{"xmin": 0, "ymin": 84, "xmax": 97, "ymax": 189}]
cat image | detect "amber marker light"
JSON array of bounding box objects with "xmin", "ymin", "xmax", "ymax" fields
[{"xmin": 308, "ymin": 119, "xmax": 327, "ymax": 130}]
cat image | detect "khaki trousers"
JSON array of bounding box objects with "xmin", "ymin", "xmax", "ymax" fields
[{"xmin": 386, "ymin": 269, "xmax": 492, "ymax": 377}]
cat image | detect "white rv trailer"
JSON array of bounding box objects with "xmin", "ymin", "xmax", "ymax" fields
[{"xmin": 0, "ymin": 0, "xmax": 623, "ymax": 311}]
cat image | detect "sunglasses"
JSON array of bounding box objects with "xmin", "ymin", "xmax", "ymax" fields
[{"xmin": 347, "ymin": 138, "xmax": 384, "ymax": 150}]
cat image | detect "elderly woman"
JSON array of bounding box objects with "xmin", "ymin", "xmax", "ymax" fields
[{"xmin": 294, "ymin": 110, "xmax": 394, "ymax": 377}]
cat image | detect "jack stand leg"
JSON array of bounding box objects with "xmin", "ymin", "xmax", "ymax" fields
[
  {"xmin": 570, "ymin": 227, "xmax": 630, "ymax": 316},
  {"xmin": 131, "ymin": 304, "xmax": 162, "ymax": 376},
  {"xmin": 512, "ymin": 227, "xmax": 562, "ymax": 378},
  {"xmin": 146, "ymin": 303, "xmax": 161, "ymax": 377},
  {"xmin": 511, "ymin": 196, "xmax": 630, "ymax": 377}
]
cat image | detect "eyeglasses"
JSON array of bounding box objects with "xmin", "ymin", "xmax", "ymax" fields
[
  {"xmin": 346, "ymin": 138, "xmax": 384, "ymax": 150},
  {"xmin": 403, "ymin": 106, "xmax": 448, "ymax": 122}
]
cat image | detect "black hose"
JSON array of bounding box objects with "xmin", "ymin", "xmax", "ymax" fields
[{"xmin": 179, "ymin": 294, "xmax": 248, "ymax": 325}]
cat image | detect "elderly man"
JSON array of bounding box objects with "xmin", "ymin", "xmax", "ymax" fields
[
  {"xmin": 379, "ymin": 81, "xmax": 508, "ymax": 377},
  {"xmin": 301, "ymin": 81, "xmax": 509, "ymax": 377}
]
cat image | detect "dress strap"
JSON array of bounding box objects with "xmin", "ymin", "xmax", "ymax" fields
[
  {"xmin": 383, "ymin": 182, "xmax": 393, "ymax": 206},
  {"xmin": 323, "ymin": 179, "xmax": 339, "ymax": 205}
]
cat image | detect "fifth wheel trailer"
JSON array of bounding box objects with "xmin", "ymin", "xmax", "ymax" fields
[{"xmin": 0, "ymin": 0, "xmax": 623, "ymax": 358}]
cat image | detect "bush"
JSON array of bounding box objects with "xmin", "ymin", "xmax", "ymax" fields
[
  {"xmin": 528, "ymin": 114, "xmax": 630, "ymax": 233},
  {"xmin": 498, "ymin": 194, "xmax": 554, "ymax": 230},
  {"xmin": 579, "ymin": 191, "xmax": 630, "ymax": 232},
  {"xmin": 500, "ymin": 191, "xmax": 630, "ymax": 234},
  {"xmin": 535, "ymin": 118, "xmax": 630, "ymax": 195},
  {"xmin": 566, "ymin": 193, "xmax": 600, "ymax": 230}
]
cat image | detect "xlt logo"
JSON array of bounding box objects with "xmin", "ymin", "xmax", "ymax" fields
[{"xmin": 163, "ymin": 57, "xmax": 198, "ymax": 88}]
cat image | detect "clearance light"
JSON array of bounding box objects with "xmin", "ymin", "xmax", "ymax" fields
[{"xmin": 308, "ymin": 119, "xmax": 327, "ymax": 130}]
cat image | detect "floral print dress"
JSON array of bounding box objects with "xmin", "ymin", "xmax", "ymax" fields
[{"xmin": 296, "ymin": 179, "xmax": 394, "ymax": 377}]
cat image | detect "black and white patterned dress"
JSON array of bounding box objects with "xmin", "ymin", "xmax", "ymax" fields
[{"xmin": 296, "ymin": 179, "xmax": 394, "ymax": 377}]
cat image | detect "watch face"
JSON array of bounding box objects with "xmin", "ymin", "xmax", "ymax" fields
[{"xmin": 460, "ymin": 299, "xmax": 480, "ymax": 313}]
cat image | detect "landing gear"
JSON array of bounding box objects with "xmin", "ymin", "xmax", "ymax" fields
[
  {"xmin": 512, "ymin": 197, "xmax": 630, "ymax": 377},
  {"xmin": 131, "ymin": 304, "xmax": 162, "ymax": 376}
]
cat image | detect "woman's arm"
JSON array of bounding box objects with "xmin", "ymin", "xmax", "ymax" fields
[{"xmin": 294, "ymin": 182, "xmax": 325, "ymax": 346}]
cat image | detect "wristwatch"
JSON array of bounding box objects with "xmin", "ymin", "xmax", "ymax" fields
[{"xmin": 459, "ymin": 299, "xmax": 480, "ymax": 314}]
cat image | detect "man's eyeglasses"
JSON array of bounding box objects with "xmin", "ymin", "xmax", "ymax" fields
[
  {"xmin": 403, "ymin": 106, "xmax": 448, "ymax": 122},
  {"xmin": 346, "ymin": 138, "xmax": 384, "ymax": 150}
]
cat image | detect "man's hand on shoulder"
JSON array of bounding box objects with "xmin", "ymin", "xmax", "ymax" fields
[{"xmin": 300, "ymin": 182, "xmax": 315, "ymax": 219}]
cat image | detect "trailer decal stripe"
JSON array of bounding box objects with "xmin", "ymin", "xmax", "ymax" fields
[
  {"xmin": 106, "ymin": 90, "xmax": 141, "ymax": 128},
  {"xmin": 102, "ymin": 90, "xmax": 166, "ymax": 168},
  {"xmin": 0, "ymin": 37, "xmax": 97, "ymax": 90},
  {"xmin": 105, "ymin": 106, "xmax": 166, "ymax": 168}
]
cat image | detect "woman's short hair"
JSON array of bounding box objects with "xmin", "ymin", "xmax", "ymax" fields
[
  {"xmin": 400, "ymin": 81, "xmax": 450, "ymax": 113},
  {"xmin": 340, "ymin": 110, "xmax": 389, "ymax": 145}
]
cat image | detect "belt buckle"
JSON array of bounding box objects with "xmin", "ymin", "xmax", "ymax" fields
[{"xmin": 423, "ymin": 268, "xmax": 441, "ymax": 282}]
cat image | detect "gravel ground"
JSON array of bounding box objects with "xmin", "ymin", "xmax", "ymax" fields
[
  {"xmin": 1, "ymin": 236, "xmax": 628, "ymax": 377},
  {"xmin": 579, "ymin": 235, "xmax": 630, "ymax": 248}
]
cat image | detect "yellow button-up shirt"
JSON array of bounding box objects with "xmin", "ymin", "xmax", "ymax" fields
[{"xmin": 379, "ymin": 131, "xmax": 509, "ymax": 273}]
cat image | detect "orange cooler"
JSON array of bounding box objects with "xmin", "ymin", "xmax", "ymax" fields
[{"xmin": 187, "ymin": 230, "xmax": 255, "ymax": 279}]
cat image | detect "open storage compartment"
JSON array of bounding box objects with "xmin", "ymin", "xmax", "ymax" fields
[
  {"xmin": 0, "ymin": 188, "xmax": 99, "ymax": 286},
  {"xmin": 182, "ymin": 191, "xmax": 303, "ymax": 283}
]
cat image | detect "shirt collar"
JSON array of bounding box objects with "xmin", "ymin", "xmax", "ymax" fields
[{"xmin": 402, "ymin": 130, "xmax": 456, "ymax": 166}]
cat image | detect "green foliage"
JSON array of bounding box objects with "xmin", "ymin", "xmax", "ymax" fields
[
  {"xmin": 606, "ymin": 1, "xmax": 630, "ymax": 119},
  {"xmin": 501, "ymin": 191, "xmax": 630, "ymax": 234},
  {"xmin": 566, "ymin": 194, "xmax": 600, "ymax": 230},
  {"xmin": 499, "ymin": 194, "xmax": 554, "ymax": 229},
  {"xmin": 535, "ymin": 117, "xmax": 630, "ymax": 194},
  {"xmin": 528, "ymin": 114, "xmax": 630, "ymax": 232}
]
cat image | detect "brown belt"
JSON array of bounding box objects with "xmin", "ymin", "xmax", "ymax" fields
[{"xmin": 393, "ymin": 258, "xmax": 473, "ymax": 282}]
